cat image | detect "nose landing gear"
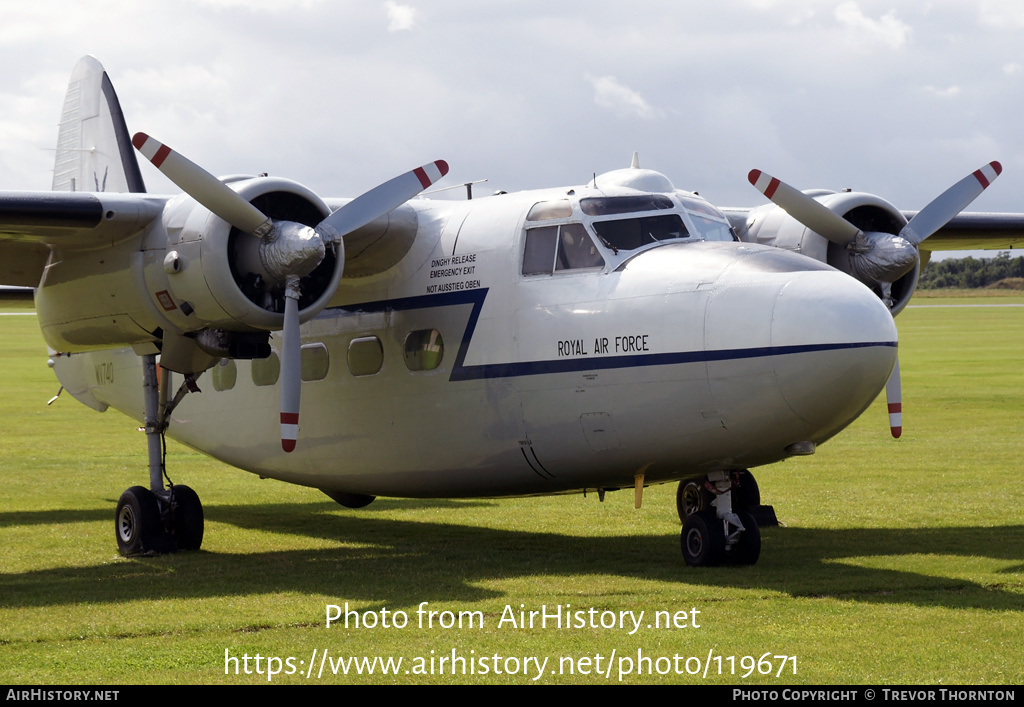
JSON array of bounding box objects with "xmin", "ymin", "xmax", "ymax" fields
[{"xmin": 678, "ymin": 470, "xmax": 763, "ymax": 567}]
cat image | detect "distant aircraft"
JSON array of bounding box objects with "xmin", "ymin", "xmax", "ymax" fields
[{"xmin": 2, "ymin": 57, "xmax": 1021, "ymax": 566}]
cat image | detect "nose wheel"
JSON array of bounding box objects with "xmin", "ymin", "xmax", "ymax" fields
[
  {"xmin": 678, "ymin": 471, "xmax": 761, "ymax": 567},
  {"xmin": 681, "ymin": 511, "xmax": 725, "ymax": 566}
]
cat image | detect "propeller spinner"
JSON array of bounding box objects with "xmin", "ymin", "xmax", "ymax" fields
[{"xmin": 133, "ymin": 132, "xmax": 448, "ymax": 451}]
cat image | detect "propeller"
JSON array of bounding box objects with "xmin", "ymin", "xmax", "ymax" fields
[
  {"xmin": 748, "ymin": 163, "xmax": 1001, "ymax": 301},
  {"xmin": 748, "ymin": 162, "xmax": 1001, "ymax": 438},
  {"xmin": 885, "ymin": 356, "xmax": 902, "ymax": 439},
  {"xmin": 133, "ymin": 132, "xmax": 448, "ymax": 451}
]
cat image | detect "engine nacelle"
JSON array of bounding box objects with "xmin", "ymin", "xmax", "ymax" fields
[
  {"xmin": 742, "ymin": 190, "xmax": 920, "ymax": 314},
  {"xmin": 37, "ymin": 176, "xmax": 344, "ymax": 370}
]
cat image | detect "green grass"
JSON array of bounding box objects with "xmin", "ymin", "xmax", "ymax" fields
[{"xmin": 1, "ymin": 294, "xmax": 1022, "ymax": 684}]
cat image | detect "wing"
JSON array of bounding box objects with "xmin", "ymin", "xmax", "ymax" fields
[
  {"xmin": 907, "ymin": 211, "xmax": 1024, "ymax": 252},
  {"xmin": 0, "ymin": 191, "xmax": 165, "ymax": 286}
]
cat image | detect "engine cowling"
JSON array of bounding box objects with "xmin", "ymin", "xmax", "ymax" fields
[
  {"xmin": 139, "ymin": 176, "xmax": 344, "ymax": 370},
  {"xmin": 143, "ymin": 176, "xmax": 341, "ymax": 333}
]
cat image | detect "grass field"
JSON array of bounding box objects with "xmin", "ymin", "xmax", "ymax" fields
[{"xmin": 1, "ymin": 291, "xmax": 1022, "ymax": 684}]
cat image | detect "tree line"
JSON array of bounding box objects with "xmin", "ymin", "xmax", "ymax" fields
[{"xmin": 918, "ymin": 252, "xmax": 1024, "ymax": 289}]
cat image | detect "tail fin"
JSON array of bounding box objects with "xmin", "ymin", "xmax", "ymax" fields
[{"xmin": 51, "ymin": 56, "xmax": 146, "ymax": 193}]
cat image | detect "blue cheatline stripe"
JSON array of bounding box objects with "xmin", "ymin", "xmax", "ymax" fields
[{"xmin": 326, "ymin": 288, "xmax": 897, "ymax": 383}]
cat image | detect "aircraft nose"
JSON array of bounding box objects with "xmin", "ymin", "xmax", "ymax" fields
[{"xmin": 770, "ymin": 270, "xmax": 898, "ymax": 435}]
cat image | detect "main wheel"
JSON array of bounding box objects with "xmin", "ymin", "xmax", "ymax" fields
[
  {"xmin": 726, "ymin": 511, "xmax": 761, "ymax": 565},
  {"xmin": 676, "ymin": 478, "xmax": 712, "ymax": 523},
  {"xmin": 681, "ymin": 510, "xmax": 725, "ymax": 567},
  {"xmin": 115, "ymin": 486, "xmax": 169, "ymax": 555},
  {"xmin": 170, "ymin": 485, "xmax": 204, "ymax": 551}
]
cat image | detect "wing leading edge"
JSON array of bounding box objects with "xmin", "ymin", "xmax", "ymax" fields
[{"xmin": 909, "ymin": 212, "xmax": 1024, "ymax": 252}]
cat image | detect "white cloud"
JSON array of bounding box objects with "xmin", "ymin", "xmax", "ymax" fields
[
  {"xmin": 978, "ymin": 1, "xmax": 1024, "ymax": 29},
  {"xmin": 834, "ymin": 2, "xmax": 911, "ymax": 49},
  {"xmin": 925, "ymin": 85, "xmax": 961, "ymax": 98},
  {"xmin": 786, "ymin": 7, "xmax": 817, "ymax": 27},
  {"xmin": 384, "ymin": 1, "xmax": 417, "ymax": 32},
  {"xmin": 1003, "ymin": 63, "xmax": 1023, "ymax": 76},
  {"xmin": 587, "ymin": 75, "xmax": 662, "ymax": 120}
]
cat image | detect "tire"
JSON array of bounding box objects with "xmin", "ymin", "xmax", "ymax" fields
[
  {"xmin": 681, "ymin": 510, "xmax": 725, "ymax": 567},
  {"xmin": 170, "ymin": 485, "xmax": 204, "ymax": 551},
  {"xmin": 733, "ymin": 470, "xmax": 760, "ymax": 510},
  {"xmin": 115, "ymin": 486, "xmax": 168, "ymax": 555},
  {"xmin": 726, "ymin": 511, "xmax": 761, "ymax": 565},
  {"xmin": 676, "ymin": 478, "xmax": 712, "ymax": 523}
]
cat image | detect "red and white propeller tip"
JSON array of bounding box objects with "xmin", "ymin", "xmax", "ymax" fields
[
  {"xmin": 900, "ymin": 161, "xmax": 1002, "ymax": 246},
  {"xmin": 317, "ymin": 160, "xmax": 450, "ymax": 241},
  {"xmin": 885, "ymin": 357, "xmax": 902, "ymax": 439},
  {"xmin": 132, "ymin": 132, "xmax": 274, "ymax": 239},
  {"xmin": 748, "ymin": 168, "xmax": 862, "ymax": 246}
]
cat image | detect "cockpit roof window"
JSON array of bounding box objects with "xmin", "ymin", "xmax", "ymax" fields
[
  {"xmin": 526, "ymin": 200, "xmax": 573, "ymax": 221},
  {"xmin": 580, "ymin": 195, "xmax": 674, "ymax": 216}
]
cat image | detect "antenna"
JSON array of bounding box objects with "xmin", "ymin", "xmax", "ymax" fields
[{"xmin": 424, "ymin": 179, "xmax": 489, "ymax": 200}]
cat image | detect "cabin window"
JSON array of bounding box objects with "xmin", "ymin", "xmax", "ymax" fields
[
  {"xmin": 347, "ymin": 336, "xmax": 384, "ymax": 376},
  {"xmin": 211, "ymin": 358, "xmax": 237, "ymax": 391},
  {"xmin": 300, "ymin": 343, "xmax": 330, "ymax": 381},
  {"xmin": 251, "ymin": 353, "xmax": 280, "ymax": 387},
  {"xmin": 523, "ymin": 223, "xmax": 604, "ymax": 275},
  {"xmin": 404, "ymin": 329, "xmax": 444, "ymax": 371}
]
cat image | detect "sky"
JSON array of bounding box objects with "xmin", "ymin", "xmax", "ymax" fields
[{"xmin": 0, "ymin": 0, "xmax": 1022, "ymax": 260}]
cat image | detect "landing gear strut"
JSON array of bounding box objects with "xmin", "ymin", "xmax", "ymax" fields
[
  {"xmin": 679, "ymin": 470, "xmax": 761, "ymax": 567},
  {"xmin": 114, "ymin": 354, "xmax": 204, "ymax": 555}
]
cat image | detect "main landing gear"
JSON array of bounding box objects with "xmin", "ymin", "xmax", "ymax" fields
[
  {"xmin": 114, "ymin": 354, "xmax": 204, "ymax": 555},
  {"xmin": 677, "ymin": 470, "xmax": 762, "ymax": 567}
]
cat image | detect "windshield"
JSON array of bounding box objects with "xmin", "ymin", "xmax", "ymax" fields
[{"xmin": 591, "ymin": 214, "xmax": 689, "ymax": 252}]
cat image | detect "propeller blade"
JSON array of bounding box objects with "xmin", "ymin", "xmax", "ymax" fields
[
  {"xmin": 748, "ymin": 169, "xmax": 863, "ymax": 246},
  {"xmin": 132, "ymin": 132, "xmax": 274, "ymax": 240},
  {"xmin": 280, "ymin": 277, "xmax": 301, "ymax": 453},
  {"xmin": 900, "ymin": 161, "xmax": 1002, "ymax": 246},
  {"xmin": 317, "ymin": 160, "xmax": 449, "ymax": 240},
  {"xmin": 885, "ymin": 355, "xmax": 902, "ymax": 438}
]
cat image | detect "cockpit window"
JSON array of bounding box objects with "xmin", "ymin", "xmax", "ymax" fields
[
  {"xmin": 556, "ymin": 223, "xmax": 604, "ymax": 270},
  {"xmin": 687, "ymin": 213, "xmax": 734, "ymax": 242},
  {"xmin": 580, "ymin": 195, "xmax": 674, "ymax": 216},
  {"xmin": 591, "ymin": 214, "xmax": 689, "ymax": 252},
  {"xmin": 677, "ymin": 195, "xmax": 734, "ymax": 242},
  {"xmin": 677, "ymin": 195, "xmax": 720, "ymax": 219},
  {"xmin": 523, "ymin": 223, "xmax": 605, "ymax": 275}
]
